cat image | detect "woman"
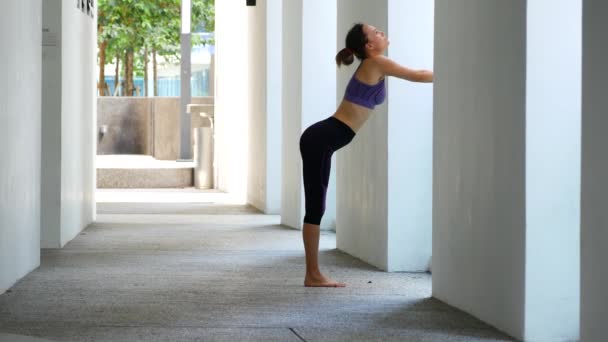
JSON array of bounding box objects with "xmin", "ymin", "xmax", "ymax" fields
[{"xmin": 299, "ymin": 23, "xmax": 433, "ymax": 287}]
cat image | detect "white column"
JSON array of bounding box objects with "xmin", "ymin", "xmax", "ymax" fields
[
  {"xmin": 214, "ymin": 1, "xmax": 249, "ymax": 201},
  {"xmin": 264, "ymin": 0, "xmax": 282, "ymax": 214},
  {"xmin": 281, "ymin": 0, "xmax": 337, "ymax": 229},
  {"xmin": 40, "ymin": 0, "xmax": 96, "ymax": 248},
  {"xmin": 581, "ymin": 1, "xmax": 608, "ymax": 340},
  {"xmin": 0, "ymin": 0, "xmax": 41, "ymax": 293},
  {"xmin": 433, "ymin": 0, "xmax": 580, "ymax": 340},
  {"xmin": 336, "ymin": 0, "xmax": 433, "ymax": 271},
  {"xmin": 246, "ymin": 0, "xmax": 282, "ymax": 214}
]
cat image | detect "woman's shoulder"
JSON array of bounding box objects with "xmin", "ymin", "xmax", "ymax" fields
[
  {"xmin": 366, "ymin": 54, "xmax": 393, "ymax": 67},
  {"xmin": 358, "ymin": 56, "xmax": 388, "ymax": 80}
]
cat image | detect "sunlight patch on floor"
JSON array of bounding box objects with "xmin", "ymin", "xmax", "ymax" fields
[{"xmin": 96, "ymin": 188, "xmax": 245, "ymax": 204}]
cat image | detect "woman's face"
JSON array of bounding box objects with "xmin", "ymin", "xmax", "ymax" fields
[{"xmin": 363, "ymin": 24, "xmax": 389, "ymax": 53}]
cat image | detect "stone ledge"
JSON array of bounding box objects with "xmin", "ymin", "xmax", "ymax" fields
[{"xmin": 97, "ymin": 168, "xmax": 193, "ymax": 188}]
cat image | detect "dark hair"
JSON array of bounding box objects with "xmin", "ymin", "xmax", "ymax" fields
[{"xmin": 335, "ymin": 23, "xmax": 368, "ymax": 67}]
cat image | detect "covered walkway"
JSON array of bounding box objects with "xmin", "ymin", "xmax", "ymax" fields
[{"xmin": 0, "ymin": 195, "xmax": 509, "ymax": 342}]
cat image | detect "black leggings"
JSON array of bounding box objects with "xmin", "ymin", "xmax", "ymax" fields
[{"xmin": 299, "ymin": 116, "xmax": 356, "ymax": 225}]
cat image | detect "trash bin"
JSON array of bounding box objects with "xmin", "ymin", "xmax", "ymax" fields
[
  {"xmin": 187, "ymin": 103, "xmax": 215, "ymax": 189},
  {"xmin": 194, "ymin": 121, "xmax": 213, "ymax": 189}
]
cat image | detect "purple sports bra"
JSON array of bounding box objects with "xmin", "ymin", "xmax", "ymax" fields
[{"xmin": 343, "ymin": 74, "xmax": 386, "ymax": 109}]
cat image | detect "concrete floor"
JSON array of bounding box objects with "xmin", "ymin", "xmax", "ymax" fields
[{"xmin": 0, "ymin": 200, "xmax": 514, "ymax": 342}]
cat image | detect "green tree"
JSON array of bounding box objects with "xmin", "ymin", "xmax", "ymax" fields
[{"xmin": 97, "ymin": 0, "xmax": 214, "ymax": 96}]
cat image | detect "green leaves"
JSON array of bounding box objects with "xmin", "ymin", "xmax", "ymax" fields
[{"xmin": 98, "ymin": 0, "xmax": 214, "ymax": 73}]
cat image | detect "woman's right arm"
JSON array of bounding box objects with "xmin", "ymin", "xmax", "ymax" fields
[{"xmin": 373, "ymin": 55, "xmax": 433, "ymax": 83}]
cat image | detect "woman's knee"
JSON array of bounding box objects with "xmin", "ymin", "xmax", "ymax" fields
[{"xmin": 304, "ymin": 211, "xmax": 323, "ymax": 225}]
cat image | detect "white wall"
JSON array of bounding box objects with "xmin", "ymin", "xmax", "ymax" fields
[
  {"xmin": 265, "ymin": 0, "xmax": 282, "ymax": 214},
  {"xmin": 0, "ymin": 0, "xmax": 42, "ymax": 293},
  {"xmin": 215, "ymin": 0, "xmax": 249, "ymax": 202},
  {"xmin": 434, "ymin": 1, "xmax": 581, "ymax": 340},
  {"xmin": 247, "ymin": 0, "xmax": 282, "ymax": 214},
  {"xmin": 41, "ymin": 0, "xmax": 96, "ymax": 248},
  {"xmin": 581, "ymin": 1, "xmax": 608, "ymax": 340},
  {"xmin": 386, "ymin": 0, "xmax": 434, "ymax": 271},
  {"xmin": 525, "ymin": 0, "xmax": 581, "ymax": 339},
  {"xmin": 433, "ymin": 0, "xmax": 527, "ymax": 337},
  {"xmin": 60, "ymin": 0, "xmax": 97, "ymax": 246},
  {"xmin": 336, "ymin": 0, "xmax": 389, "ymax": 268},
  {"xmin": 247, "ymin": 1, "xmax": 268, "ymax": 212},
  {"xmin": 280, "ymin": 0, "xmax": 303, "ymax": 228},
  {"xmin": 336, "ymin": 0, "xmax": 433, "ymax": 271},
  {"xmin": 281, "ymin": 0, "xmax": 337, "ymax": 230}
]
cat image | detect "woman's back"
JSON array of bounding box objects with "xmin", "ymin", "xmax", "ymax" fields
[{"xmin": 334, "ymin": 58, "xmax": 386, "ymax": 132}]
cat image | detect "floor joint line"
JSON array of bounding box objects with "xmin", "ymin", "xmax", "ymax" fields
[{"xmin": 289, "ymin": 328, "xmax": 307, "ymax": 342}]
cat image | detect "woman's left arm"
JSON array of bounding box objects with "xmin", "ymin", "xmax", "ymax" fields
[{"xmin": 373, "ymin": 55, "xmax": 433, "ymax": 83}]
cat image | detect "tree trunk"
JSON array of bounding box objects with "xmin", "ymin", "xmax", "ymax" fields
[
  {"xmin": 143, "ymin": 47, "xmax": 149, "ymax": 97},
  {"xmin": 114, "ymin": 54, "xmax": 120, "ymax": 96},
  {"xmin": 128, "ymin": 49, "xmax": 135, "ymax": 96},
  {"xmin": 122, "ymin": 52, "xmax": 128, "ymax": 96},
  {"xmin": 124, "ymin": 49, "xmax": 134, "ymax": 96},
  {"xmin": 98, "ymin": 40, "xmax": 107, "ymax": 96},
  {"xmin": 153, "ymin": 49, "xmax": 158, "ymax": 96}
]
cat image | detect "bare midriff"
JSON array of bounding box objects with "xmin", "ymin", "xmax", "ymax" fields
[{"xmin": 332, "ymin": 100, "xmax": 372, "ymax": 133}]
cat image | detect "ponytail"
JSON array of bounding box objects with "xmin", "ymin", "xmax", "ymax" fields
[
  {"xmin": 335, "ymin": 48, "xmax": 355, "ymax": 67},
  {"xmin": 335, "ymin": 23, "xmax": 368, "ymax": 67}
]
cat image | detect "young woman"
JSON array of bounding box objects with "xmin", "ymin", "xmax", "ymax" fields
[{"xmin": 299, "ymin": 23, "xmax": 433, "ymax": 287}]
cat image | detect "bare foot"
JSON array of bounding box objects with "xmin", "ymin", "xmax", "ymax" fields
[{"xmin": 304, "ymin": 274, "xmax": 346, "ymax": 288}]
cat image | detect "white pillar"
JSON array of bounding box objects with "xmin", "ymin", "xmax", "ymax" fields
[
  {"xmin": 336, "ymin": 0, "xmax": 433, "ymax": 271},
  {"xmin": 0, "ymin": 0, "xmax": 41, "ymax": 293},
  {"xmin": 433, "ymin": 0, "xmax": 580, "ymax": 340},
  {"xmin": 214, "ymin": 0, "xmax": 249, "ymax": 201},
  {"xmin": 281, "ymin": 0, "xmax": 337, "ymax": 229},
  {"xmin": 246, "ymin": 0, "xmax": 282, "ymax": 214},
  {"xmin": 581, "ymin": 1, "xmax": 608, "ymax": 340},
  {"xmin": 264, "ymin": 0, "xmax": 282, "ymax": 214},
  {"xmin": 41, "ymin": 0, "xmax": 97, "ymax": 248}
]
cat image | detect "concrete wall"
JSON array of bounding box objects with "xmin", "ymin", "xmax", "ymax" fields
[
  {"xmin": 96, "ymin": 97, "xmax": 214, "ymax": 159},
  {"xmin": 153, "ymin": 97, "xmax": 215, "ymax": 161},
  {"xmin": 581, "ymin": 1, "xmax": 608, "ymax": 340},
  {"xmin": 281, "ymin": 0, "xmax": 337, "ymax": 230},
  {"xmin": 214, "ymin": 0, "xmax": 249, "ymax": 202},
  {"xmin": 0, "ymin": 0, "xmax": 42, "ymax": 293},
  {"xmin": 97, "ymin": 98, "xmax": 153, "ymax": 155},
  {"xmin": 434, "ymin": 1, "xmax": 580, "ymax": 340},
  {"xmin": 246, "ymin": 0, "xmax": 282, "ymax": 214},
  {"xmin": 41, "ymin": 0, "xmax": 97, "ymax": 248}
]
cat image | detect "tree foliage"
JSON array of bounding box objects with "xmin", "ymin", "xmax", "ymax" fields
[{"xmin": 97, "ymin": 0, "xmax": 214, "ymax": 95}]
